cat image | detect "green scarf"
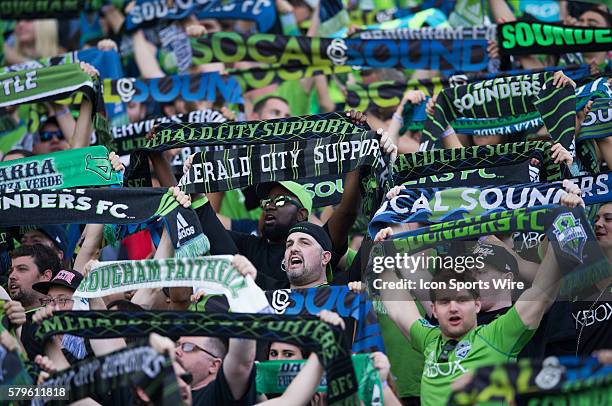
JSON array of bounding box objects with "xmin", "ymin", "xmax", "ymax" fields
[
  {"xmin": 34, "ymin": 311, "xmax": 359, "ymax": 405},
  {"xmin": 422, "ymin": 72, "xmax": 576, "ymax": 150},
  {"xmin": 499, "ymin": 21, "xmax": 612, "ymax": 55},
  {"xmin": 0, "ymin": 146, "xmax": 122, "ymax": 192},
  {"xmin": 40, "ymin": 345, "xmax": 182, "ymax": 406},
  {"xmin": 75, "ymin": 256, "xmax": 270, "ymax": 313},
  {"xmin": 256, "ymin": 354, "xmax": 383, "ymax": 405},
  {"xmin": 393, "ymin": 141, "xmax": 568, "ymax": 184},
  {"xmin": 0, "ymin": 64, "xmax": 109, "ymax": 140},
  {"xmin": 380, "ymin": 205, "xmax": 611, "ymax": 297}
]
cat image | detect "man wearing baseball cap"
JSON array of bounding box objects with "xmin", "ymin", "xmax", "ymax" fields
[
  {"xmin": 32, "ymin": 269, "xmax": 94, "ymax": 362},
  {"xmin": 32, "ymin": 269, "xmax": 83, "ymax": 310},
  {"xmin": 225, "ymin": 114, "xmax": 396, "ymax": 290}
]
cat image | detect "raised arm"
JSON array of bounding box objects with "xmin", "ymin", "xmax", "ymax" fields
[{"xmin": 70, "ymin": 62, "xmax": 98, "ymax": 149}]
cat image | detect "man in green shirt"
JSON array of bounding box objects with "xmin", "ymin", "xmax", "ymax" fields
[{"xmin": 381, "ymin": 240, "xmax": 565, "ymax": 405}]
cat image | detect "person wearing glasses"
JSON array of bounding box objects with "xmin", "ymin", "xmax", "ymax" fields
[{"xmin": 31, "ymin": 268, "xmax": 95, "ymax": 363}]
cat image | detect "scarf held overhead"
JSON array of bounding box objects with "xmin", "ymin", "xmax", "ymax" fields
[
  {"xmin": 76, "ymin": 256, "xmax": 270, "ymax": 313},
  {"xmin": 178, "ymin": 130, "xmax": 383, "ymax": 194},
  {"xmin": 384, "ymin": 205, "xmax": 610, "ymax": 296},
  {"xmin": 422, "ymin": 71, "xmax": 576, "ymax": 150},
  {"xmin": 499, "ymin": 21, "xmax": 612, "ymax": 55},
  {"xmin": 450, "ymin": 356, "xmax": 612, "ymax": 405},
  {"xmin": 104, "ymin": 72, "xmax": 244, "ymax": 105},
  {"xmin": 34, "ymin": 311, "xmax": 359, "ymax": 405},
  {"xmin": 191, "ymin": 32, "xmax": 489, "ymax": 71},
  {"xmin": 0, "ymin": 146, "xmax": 122, "ymax": 192},
  {"xmin": 149, "ymin": 112, "xmax": 367, "ymax": 149},
  {"xmin": 369, "ymin": 172, "xmax": 612, "ymax": 236},
  {"xmin": 256, "ymin": 354, "xmax": 383, "ymax": 406},
  {"xmin": 0, "ymin": 187, "xmax": 209, "ymax": 258},
  {"xmin": 393, "ymin": 141, "xmax": 568, "ymax": 184},
  {"xmin": 126, "ymin": 0, "xmax": 277, "ymax": 32},
  {"xmin": 39, "ymin": 345, "xmax": 182, "ymax": 406}
]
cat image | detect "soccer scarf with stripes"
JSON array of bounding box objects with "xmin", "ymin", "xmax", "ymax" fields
[
  {"xmin": 0, "ymin": 187, "xmax": 209, "ymax": 258},
  {"xmin": 422, "ymin": 71, "xmax": 576, "ymax": 150},
  {"xmin": 33, "ymin": 311, "xmax": 359, "ymax": 405},
  {"xmin": 37, "ymin": 345, "xmax": 181, "ymax": 406}
]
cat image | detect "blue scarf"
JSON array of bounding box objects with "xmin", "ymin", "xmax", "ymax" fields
[
  {"xmin": 369, "ymin": 173, "xmax": 612, "ymax": 237},
  {"xmin": 126, "ymin": 0, "xmax": 277, "ymax": 32}
]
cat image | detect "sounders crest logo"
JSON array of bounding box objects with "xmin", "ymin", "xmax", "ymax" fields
[{"xmin": 552, "ymin": 212, "xmax": 587, "ymax": 262}]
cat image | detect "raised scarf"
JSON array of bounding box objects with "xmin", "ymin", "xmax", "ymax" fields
[
  {"xmin": 499, "ymin": 21, "xmax": 612, "ymax": 55},
  {"xmin": 37, "ymin": 345, "xmax": 182, "ymax": 406},
  {"xmin": 126, "ymin": 0, "xmax": 277, "ymax": 33},
  {"xmin": 110, "ymin": 109, "xmax": 227, "ymax": 156},
  {"xmin": 148, "ymin": 112, "xmax": 366, "ymax": 149},
  {"xmin": 33, "ymin": 311, "xmax": 359, "ymax": 405},
  {"xmin": 265, "ymin": 286, "xmax": 385, "ymax": 353},
  {"xmin": 0, "ymin": 187, "xmax": 209, "ymax": 258},
  {"xmin": 126, "ymin": 112, "xmax": 366, "ymax": 189},
  {"xmin": 191, "ymin": 32, "xmax": 489, "ymax": 72},
  {"xmin": 369, "ymin": 173, "xmax": 612, "ymax": 236},
  {"xmin": 0, "ymin": 146, "xmax": 122, "ymax": 192},
  {"xmin": 256, "ymin": 354, "xmax": 383, "ymax": 405},
  {"xmin": 178, "ymin": 130, "xmax": 384, "ymax": 194},
  {"xmin": 452, "ymin": 112, "xmax": 543, "ymax": 136},
  {"xmin": 104, "ymin": 72, "xmax": 243, "ymax": 105},
  {"xmin": 449, "ymin": 356, "xmax": 612, "ymax": 405},
  {"xmin": 422, "ymin": 71, "xmax": 576, "ymax": 150},
  {"xmin": 577, "ymin": 98, "xmax": 612, "ymax": 142},
  {"xmin": 383, "ymin": 205, "xmax": 610, "ymax": 296},
  {"xmin": 75, "ymin": 256, "xmax": 269, "ymax": 313},
  {"xmin": 393, "ymin": 141, "xmax": 568, "ymax": 185},
  {"xmin": 0, "ymin": 0, "xmax": 99, "ymax": 19},
  {"xmin": 354, "ymin": 25, "xmax": 496, "ymax": 40},
  {"xmin": 345, "ymin": 65, "xmax": 590, "ymax": 110},
  {"xmin": 0, "ymin": 64, "xmax": 108, "ymax": 138}
]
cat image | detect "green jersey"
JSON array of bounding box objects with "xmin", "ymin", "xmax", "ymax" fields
[{"xmin": 410, "ymin": 307, "xmax": 535, "ymax": 406}]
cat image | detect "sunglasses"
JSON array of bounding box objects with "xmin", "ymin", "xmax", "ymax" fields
[
  {"xmin": 176, "ymin": 342, "xmax": 220, "ymax": 359},
  {"xmin": 437, "ymin": 339, "xmax": 458, "ymax": 363},
  {"xmin": 260, "ymin": 195, "xmax": 303, "ymax": 210},
  {"xmin": 37, "ymin": 130, "xmax": 65, "ymax": 142}
]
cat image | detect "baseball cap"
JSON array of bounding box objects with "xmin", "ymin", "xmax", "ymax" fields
[
  {"xmin": 471, "ymin": 243, "xmax": 519, "ymax": 275},
  {"xmin": 256, "ymin": 181, "xmax": 313, "ymax": 214},
  {"xmin": 18, "ymin": 225, "xmax": 68, "ymax": 256},
  {"xmin": 288, "ymin": 222, "xmax": 332, "ymax": 253},
  {"xmin": 32, "ymin": 269, "xmax": 83, "ymax": 295}
]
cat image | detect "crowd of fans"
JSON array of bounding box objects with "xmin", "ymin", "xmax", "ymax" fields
[{"xmin": 0, "ymin": 0, "xmax": 610, "ymax": 405}]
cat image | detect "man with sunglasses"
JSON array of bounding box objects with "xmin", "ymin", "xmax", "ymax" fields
[
  {"xmin": 32, "ymin": 116, "xmax": 70, "ymax": 156},
  {"xmin": 224, "ymin": 113, "xmax": 397, "ymax": 290}
]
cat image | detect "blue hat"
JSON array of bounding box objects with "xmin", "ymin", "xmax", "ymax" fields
[{"xmin": 19, "ymin": 225, "xmax": 69, "ymax": 255}]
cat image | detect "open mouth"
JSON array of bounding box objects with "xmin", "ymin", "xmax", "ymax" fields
[
  {"xmin": 264, "ymin": 213, "xmax": 276, "ymax": 224},
  {"xmin": 448, "ymin": 315, "xmax": 462, "ymax": 326},
  {"xmin": 8, "ymin": 283, "xmax": 19, "ymax": 295},
  {"xmin": 288, "ymin": 255, "xmax": 303, "ymax": 268}
]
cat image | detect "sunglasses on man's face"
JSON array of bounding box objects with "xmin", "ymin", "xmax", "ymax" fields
[
  {"xmin": 260, "ymin": 195, "xmax": 303, "ymax": 210},
  {"xmin": 37, "ymin": 130, "xmax": 65, "ymax": 142}
]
